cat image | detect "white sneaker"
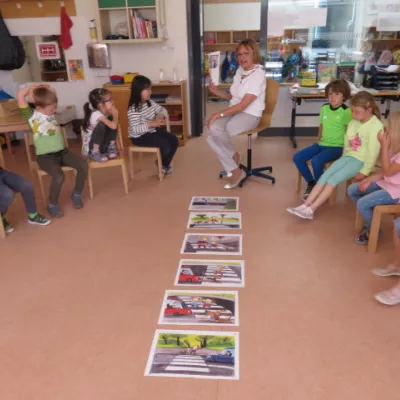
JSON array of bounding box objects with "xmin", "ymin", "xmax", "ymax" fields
[
  {"xmin": 374, "ymin": 287, "xmax": 400, "ymax": 306},
  {"xmin": 293, "ymin": 206, "xmax": 314, "ymax": 220},
  {"xmin": 286, "ymin": 204, "xmax": 307, "ymax": 215},
  {"xmin": 371, "ymin": 265, "xmax": 400, "ymax": 277}
]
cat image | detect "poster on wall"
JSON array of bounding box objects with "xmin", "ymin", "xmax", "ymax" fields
[
  {"xmin": 206, "ymin": 51, "xmax": 221, "ymax": 86},
  {"xmin": 67, "ymin": 59, "xmax": 85, "ymax": 81},
  {"xmin": 36, "ymin": 42, "xmax": 60, "ymax": 60}
]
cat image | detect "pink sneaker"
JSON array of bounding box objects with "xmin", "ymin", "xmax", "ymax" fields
[{"xmin": 371, "ymin": 265, "xmax": 400, "ymax": 277}]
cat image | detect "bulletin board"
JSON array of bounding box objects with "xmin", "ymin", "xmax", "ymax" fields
[{"xmin": 0, "ymin": 0, "xmax": 76, "ymax": 19}]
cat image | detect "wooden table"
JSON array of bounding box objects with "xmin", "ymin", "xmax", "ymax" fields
[
  {"xmin": 289, "ymin": 89, "xmax": 400, "ymax": 149},
  {"xmin": 0, "ymin": 115, "xmax": 29, "ymax": 154}
]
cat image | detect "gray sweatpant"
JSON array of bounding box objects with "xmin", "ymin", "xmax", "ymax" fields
[{"xmin": 207, "ymin": 112, "xmax": 260, "ymax": 173}]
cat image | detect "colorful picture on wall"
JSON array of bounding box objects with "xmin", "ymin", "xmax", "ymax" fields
[
  {"xmin": 187, "ymin": 212, "xmax": 242, "ymax": 230},
  {"xmin": 175, "ymin": 260, "xmax": 245, "ymax": 288},
  {"xmin": 145, "ymin": 329, "xmax": 239, "ymax": 380},
  {"xmin": 180, "ymin": 234, "xmax": 242, "ymax": 256},
  {"xmin": 68, "ymin": 59, "xmax": 85, "ymax": 81},
  {"xmin": 159, "ymin": 290, "xmax": 239, "ymax": 326},
  {"xmin": 189, "ymin": 196, "xmax": 239, "ymax": 212}
]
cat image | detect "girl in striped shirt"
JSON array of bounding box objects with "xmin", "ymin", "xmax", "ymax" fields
[{"xmin": 127, "ymin": 75, "xmax": 178, "ymax": 174}]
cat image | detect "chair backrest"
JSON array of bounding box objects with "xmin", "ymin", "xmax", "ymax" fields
[
  {"xmin": 162, "ymin": 110, "xmax": 171, "ymax": 132},
  {"xmin": 258, "ymin": 79, "xmax": 280, "ymax": 130},
  {"xmin": 24, "ymin": 127, "xmax": 69, "ymax": 165}
]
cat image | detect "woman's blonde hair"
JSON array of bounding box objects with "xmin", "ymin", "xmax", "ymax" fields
[
  {"xmin": 387, "ymin": 111, "xmax": 400, "ymax": 154},
  {"xmin": 236, "ymin": 39, "xmax": 261, "ymax": 64},
  {"xmin": 350, "ymin": 91, "xmax": 381, "ymax": 119}
]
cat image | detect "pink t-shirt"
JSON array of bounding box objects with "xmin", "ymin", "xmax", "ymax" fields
[{"xmin": 377, "ymin": 153, "xmax": 400, "ymax": 200}]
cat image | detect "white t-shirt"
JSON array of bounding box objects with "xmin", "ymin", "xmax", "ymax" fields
[
  {"xmin": 229, "ymin": 65, "xmax": 266, "ymax": 117},
  {"xmin": 82, "ymin": 110, "xmax": 103, "ymax": 156}
]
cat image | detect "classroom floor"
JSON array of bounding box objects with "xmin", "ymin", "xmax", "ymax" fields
[{"xmin": 1, "ymin": 133, "xmax": 400, "ymax": 400}]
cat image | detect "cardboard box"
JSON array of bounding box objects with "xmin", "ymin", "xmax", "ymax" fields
[{"xmin": 0, "ymin": 99, "xmax": 20, "ymax": 118}]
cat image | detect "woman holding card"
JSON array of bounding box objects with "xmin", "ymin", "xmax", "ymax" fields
[{"xmin": 207, "ymin": 39, "xmax": 266, "ymax": 189}]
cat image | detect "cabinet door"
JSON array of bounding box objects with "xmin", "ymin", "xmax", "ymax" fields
[{"xmin": 112, "ymin": 89, "xmax": 131, "ymax": 147}]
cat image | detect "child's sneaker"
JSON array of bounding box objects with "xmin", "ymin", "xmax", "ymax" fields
[
  {"xmin": 48, "ymin": 204, "xmax": 64, "ymax": 218},
  {"xmin": 107, "ymin": 143, "xmax": 118, "ymax": 159},
  {"xmin": 355, "ymin": 228, "xmax": 369, "ymax": 245},
  {"xmin": 293, "ymin": 206, "xmax": 314, "ymax": 220},
  {"xmin": 303, "ymin": 182, "xmax": 315, "ymax": 200},
  {"xmin": 28, "ymin": 213, "xmax": 51, "ymax": 226},
  {"xmin": 287, "ymin": 204, "xmax": 307, "ymax": 215},
  {"xmin": 374, "ymin": 287, "xmax": 400, "ymax": 306},
  {"xmin": 89, "ymin": 150, "xmax": 108, "ymax": 163},
  {"xmin": 2, "ymin": 217, "xmax": 14, "ymax": 233},
  {"xmin": 71, "ymin": 193, "xmax": 84, "ymax": 209},
  {"xmin": 371, "ymin": 264, "xmax": 400, "ymax": 277},
  {"xmin": 163, "ymin": 165, "xmax": 173, "ymax": 174}
]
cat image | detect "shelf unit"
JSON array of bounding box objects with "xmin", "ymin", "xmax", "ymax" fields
[
  {"xmin": 103, "ymin": 81, "xmax": 189, "ymax": 146},
  {"xmin": 96, "ymin": 0, "xmax": 163, "ymax": 44},
  {"xmin": 204, "ymin": 30, "xmax": 261, "ymax": 50}
]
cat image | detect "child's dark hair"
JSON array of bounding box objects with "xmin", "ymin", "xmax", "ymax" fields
[
  {"xmin": 324, "ymin": 79, "xmax": 351, "ymax": 101},
  {"xmin": 351, "ymin": 91, "xmax": 381, "ymax": 119},
  {"xmin": 128, "ymin": 75, "xmax": 152, "ymax": 111},
  {"xmin": 33, "ymin": 87, "xmax": 58, "ymax": 108},
  {"xmin": 82, "ymin": 88, "xmax": 111, "ymax": 131}
]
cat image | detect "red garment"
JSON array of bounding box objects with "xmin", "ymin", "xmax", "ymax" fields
[{"xmin": 60, "ymin": 6, "xmax": 73, "ymax": 50}]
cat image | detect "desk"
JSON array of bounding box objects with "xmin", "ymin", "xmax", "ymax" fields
[
  {"xmin": 289, "ymin": 90, "xmax": 400, "ymax": 149},
  {"xmin": 0, "ymin": 115, "xmax": 29, "ymax": 154}
]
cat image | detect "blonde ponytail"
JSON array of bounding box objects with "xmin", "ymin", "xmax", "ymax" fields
[{"xmin": 388, "ymin": 111, "xmax": 400, "ymax": 154}]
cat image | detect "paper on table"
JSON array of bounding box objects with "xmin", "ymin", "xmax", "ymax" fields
[{"xmin": 207, "ymin": 51, "xmax": 221, "ymax": 86}]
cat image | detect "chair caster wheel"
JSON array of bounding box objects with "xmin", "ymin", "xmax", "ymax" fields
[
  {"xmin": 219, "ymin": 174, "xmax": 223, "ymax": 179},
  {"xmin": 272, "ymin": 179, "xmax": 276, "ymax": 184},
  {"xmin": 270, "ymin": 167, "xmax": 273, "ymax": 173}
]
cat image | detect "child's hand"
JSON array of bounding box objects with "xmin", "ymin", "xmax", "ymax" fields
[
  {"xmin": 110, "ymin": 104, "xmax": 119, "ymax": 116},
  {"xmin": 378, "ymin": 129, "xmax": 390, "ymax": 148},
  {"xmin": 354, "ymin": 173, "xmax": 366, "ymax": 182},
  {"xmin": 156, "ymin": 113, "xmax": 166, "ymax": 123},
  {"xmin": 148, "ymin": 120, "xmax": 164, "ymax": 128},
  {"xmin": 358, "ymin": 178, "xmax": 371, "ymax": 192},
  {"xmin": 208, "ymin": 81, "xmax": 220, "ymax": 96}
]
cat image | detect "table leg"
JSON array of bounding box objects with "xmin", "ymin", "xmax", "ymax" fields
[
  {"xmin": 290, "ymin": 98, "xmax": 298, "ymax": 149},
  {"xmin": 384, "ymin": 99, "xmax": 391, "ymax": 119},
  {"xmin": 4, "ymin": 132, "xmax": 12, "ymax": 154}
]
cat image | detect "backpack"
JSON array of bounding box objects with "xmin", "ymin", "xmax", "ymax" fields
[{"xmin": 0, "ymin": 12, "xmax": 26, "ymax": 71}]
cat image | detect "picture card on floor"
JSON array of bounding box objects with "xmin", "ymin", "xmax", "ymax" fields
[
  {"xmin": 180, "ymin": 234, "xmax": 242, "ymax": 256},
  {"xmin": 187, "ymin": 212, "xmax": 242, "ymax": 230},
  {"xmin": 175, "ymin": 260, "xmax": 245, "ymax": 288},
  {"xmin": 159, "ymin": 290, "xmax": 239, "ymax": 326},
  {"xmin": 189, "ymin": 197, "xmax": 239, "ymax": 212},
  {"xmin": 145, "ymin": 329, "xmax": 239, "ymax": 380}
]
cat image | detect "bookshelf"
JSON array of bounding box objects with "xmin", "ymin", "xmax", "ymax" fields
[
  {"xmin": 103, "ymin": 81, "xmax": 189, "ymax": 147},
  {"xmin": 204, "ymin": 30, "xmax": 261, "ymax": 50},
  {"xmin": 96, "ymin": 0, "xmax": 163, "ymax": 44}
]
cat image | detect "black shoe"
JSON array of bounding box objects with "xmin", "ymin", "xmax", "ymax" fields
[
  {"xmin": 28, "ymin": 213, "xmax": 52, "ymax": 226},
  {"xmin": 302, "ymin": 183, "xmax": 315, "ymax": 200},
  {"xmin": 2, "ymin": 217, "xmax": 14, "ymax": 233},
  {"xmin": 355, "ymin": 228, "xmax": 369, "ymax": 245},
  {"xmin": 72, "ymin": 194, "xmax": 84, "ymax": 209}
]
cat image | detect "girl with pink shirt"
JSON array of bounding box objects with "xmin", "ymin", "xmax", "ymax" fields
[{"xmin": 348, "ymin": 111, "xmax": 400, "ymax": 245}]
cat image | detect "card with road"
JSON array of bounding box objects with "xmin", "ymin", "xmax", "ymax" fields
[
  {"xmin": 187, "ymin": 212, "xmax": 242, "ymax": 230},
  {"xmin": 159, "ymin": 290, "xmax": 239, "ymax": 327},
  {"xmin": 180, "ymin": 234, "xmax": 242, "ymax": 256},
  {"xmin": 189, "ymin": 197, "xmax": 239, "ymax": 212},
  {"xmin": 175, "ymin": 260, "xmax": 245, "ymax": 288},
  {"xmin": 145, "ymin": 329, "xmax": 239, "ymax": 380}
]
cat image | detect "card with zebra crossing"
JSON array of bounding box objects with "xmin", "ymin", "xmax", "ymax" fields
[
  {"xmin": 175, "ymin": 260, "xmax": 245, "ymax": 288},
  {"xmin": 159, "ymin": 290, "xmax": 239, "ymax": 326},
  {"xmin": 189, "ymin": 196, "xmax": 239, "ymax": 212},
  {"xmin": 187, "ymin": 212, "xmax": 242, "ymax": 230},
  {"xmin": 180, "ymin": 234, "xmax": 242, "ymax": 256},
  {"xmin": 145, "ymin": 329, "xmax": 239, "ymax": 380}
]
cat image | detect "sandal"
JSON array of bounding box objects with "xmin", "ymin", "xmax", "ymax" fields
[
  {"xmin": 371, "ymin": 265, "xmax": 400, "ymax": 277},
  {"xmin": 89, "ymin": 151, "xmax": 108, "ymax": 162},
  {"xmin": 374, "ymin": 287, "xmax": 400, "ymax": 306}
]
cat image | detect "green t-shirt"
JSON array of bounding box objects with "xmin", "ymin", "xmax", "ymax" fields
[
  {"xmin": 319, "ymin": 103, "xmax": 353, "ymax": 147},
  {"xmin": 20, "ymin": 105, "xmax": 65, "ymax": 156}
]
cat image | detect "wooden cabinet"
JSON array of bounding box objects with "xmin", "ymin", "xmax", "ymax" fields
[{"xmin": 104, "ymin": 81, "xmax": 189, "ymax": 147}]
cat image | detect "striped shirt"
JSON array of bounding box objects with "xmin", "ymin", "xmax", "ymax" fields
[{"xmin": 127, "ymin": 100, "xmax": 166, "ymax": 138}]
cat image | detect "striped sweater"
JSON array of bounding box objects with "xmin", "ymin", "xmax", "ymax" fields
[{"xmin": 127, "ymin": 100, "xmax": 166, "ymax": 138}]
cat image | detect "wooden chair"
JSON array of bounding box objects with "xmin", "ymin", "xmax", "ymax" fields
[
  {"xmin": 219, "ymin": 78, "xmax": 279, "ymax": 186},
  {"xmin": 128, "ymin": 110, "xmax": 171, "ymax": 182},
  {"xmin": 354, "ymin": 205, "xmax": 400, "ymax": 253},
  {"xmin": 84, "ymin": 125, "xmax": 129, "ymax": 199},
  {"xmin": 24, "ymin": 128, "xmax": 76, "ymax": 208}
]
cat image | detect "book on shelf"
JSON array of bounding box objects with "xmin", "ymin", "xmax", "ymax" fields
[{"xmin": 130, "ymin": 10, "xmax": 157, "ymax": 39}]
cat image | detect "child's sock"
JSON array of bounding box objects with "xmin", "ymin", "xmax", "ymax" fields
[{"xmin": 28, "ymin": 212, "xmax": 38, "ymax": 219}]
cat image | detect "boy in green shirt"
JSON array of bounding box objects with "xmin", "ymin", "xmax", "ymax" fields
[
  {"xmin": 17, "ymin": 84, "xmax": 88, "ymax": 218},
  {"xmin": 293, "ymin": 79, "xmax": 352, "ymax": 199}
]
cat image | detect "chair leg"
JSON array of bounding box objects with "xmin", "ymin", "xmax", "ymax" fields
[
  {"xmin": 0, "ymin": 216, "xmax": 5, "ymax": 239},
  {"xmin": 330, "ymin": 187, "xmax": 337, "ymax": 206},
  {"xmin": 121, "ymin": 162, "xmax": 129, "ymax": 195},
  {"xmin": 156, "ymin": 150, "xmax": 163, "ymax": 182},
  {"xmin": 88, "ymin": 168, "xmax": 94, "ymax": 200},
  {"xmin": 354, "ymin": 210, "xmax": 364, "ymax": 232},
  {"xmin": 37, "ymin": 173, "xmax": 47, "ymax": 209},
  {"xmin": 140, "ymin": 152, "xmax": 144, "ymax": 170},
  {"xmin": 129, "ymin": 150, "xmax": 134, "ymax": 180},
  {"xmin": 368, "ymin": 208, "xmax": 382, "ymax": 253},
  {"xmin": 296, "ymin": 171, "xmax": 302, "ymax": 194}
]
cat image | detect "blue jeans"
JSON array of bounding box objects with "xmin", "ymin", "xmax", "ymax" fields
[
  {"xmin": 0, "ymin": 169, "xmax": 37, "ymax": 216},
  {"xmin": 293, "ymin": 143, "xmax": 343, "ymax": 183},
  {"xmin": 347, "ymin": 182, "xmax": 400, "ymax": 230}
]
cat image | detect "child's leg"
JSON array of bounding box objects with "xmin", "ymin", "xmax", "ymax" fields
[
  {"xmin": 0, "ymin": 176, "xmax": 14, "ymax": 217},
  {"xmin": 158, "ymin": 129, "xmax": 179, "ymax": 167},
  {"xmin": 292, "ymin": 143, "xmax": 323, "ymax": 182},
  {"xmin": 103, "ymin": 126, "xmax": 118, "ymax": 158},
  {"xmin": 60, "ymin": 150, "xmax": 88, "ymax": 196},
  {"xmin": 310, "ymin": 146, "xmax": 343, "ymax": 182},
  {"xmin": 89, "ymin": 122, "xmax": 109, "ymax": 160},
  {"xmin": 37, "ymin": 153, "xmax": 65, "ymax": 205}
]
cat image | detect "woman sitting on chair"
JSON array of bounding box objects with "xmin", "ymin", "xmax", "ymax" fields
[{"xmin": 207, "ymin": 39, "xmax": 266, "ymax": 189}]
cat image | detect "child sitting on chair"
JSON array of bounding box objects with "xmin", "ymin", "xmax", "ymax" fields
[
  {"xmin": 17, "ymin": 84, "xmax": 88, "ymax": 218},
  {"xmin": 348, "ymin": 111, "xmax": 400, "ymax": 245},
  {"xmin": 1, "ymin": 167, "xmax": 50, "ymax": 233},
  {"xmin": 127, "ymin": 75, "xmax": 178, "ymax": 175},
  {"xmin": 287, "ymin": 91, "xmax": 383, "ymax": 220},
  {"xmin": 82, "ymin": 88, "xmax": 119, "ymax": 162},
  {"xmin": 293, "ymin": 79, "xmax": 352, "ymax": 199}
]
